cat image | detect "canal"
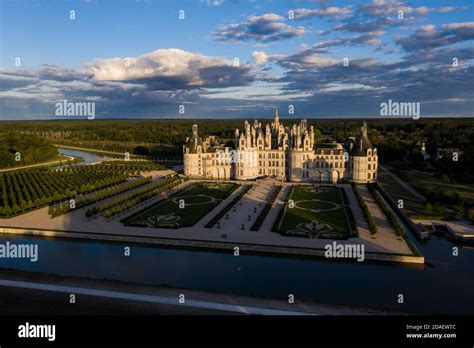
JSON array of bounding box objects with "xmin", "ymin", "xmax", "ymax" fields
[{"xmin": 0, "ymin": 233, "xmax": 472, "ymax": 314}]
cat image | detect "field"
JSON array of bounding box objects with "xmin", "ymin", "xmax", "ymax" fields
[
  {"xmin": 376, "ymin": 172, "xmax": 436, "ymax": 219},
  {"xmin": 406, "ymin": 169, "xmax": 474, "ymax": 205},
  {"xmin": 276, "ymin": 185, "xmax": 355, "ymax": 239},
  {"xmin": 379, "ymin": 165, "xmax": 474, "ymax": 219},
  {"xmin": 123, "ymin": 182, "xmax": 238, "ymax": 228}
]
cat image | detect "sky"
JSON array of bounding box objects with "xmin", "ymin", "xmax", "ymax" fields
[{"xmin": 0, "ymin": 0, "xmax": 473, "ymax": 120}]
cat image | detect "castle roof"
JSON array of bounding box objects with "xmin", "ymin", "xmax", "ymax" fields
[{"xmin": 351, "ymin": 121, "xmax": 373, "ymax": 156}]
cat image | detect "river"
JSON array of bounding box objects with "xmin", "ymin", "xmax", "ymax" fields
[{"xmin": 56, "ymin": 147, "xmax": 111, "ymax": 167}]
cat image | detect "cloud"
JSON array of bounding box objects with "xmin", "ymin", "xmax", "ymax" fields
[
  {"xmin": 292, "ymin": 6, "xmax": 351, "ymax": 20},
  {"xmin": 360, "ymin": 0, "xmax": 459, "ymax": 16},
  {"xmin": 214, "ymin": 13, "xmax": 305, "ymax": 43},
  {"xmin": 395, "ymin": 22, "xmax": 474, "ymax": 51},
  {"xmin": 0, "ymin": 49, "xmax": 258, "ymax": 119},
  {"xmin": 252, "ymin": 51, "xmax": 268, "ymax": 65},
  {"xmin": 88, "ymin": 48, "xmax": 254, "ymax": 89},
  {"xmin": 270, "ymin": 48, "xmax": 340, "ymax": 69},
  {"xmin": 315, "ymin": 31, "xmax": 385, "ymax": 48},
  {"xmin": 324, "ymin": 1, "xmax": 465, "ymax": 37},
  {"xmin": 201, "ymin": 0, "xmax": 224, "ymax": 6}
]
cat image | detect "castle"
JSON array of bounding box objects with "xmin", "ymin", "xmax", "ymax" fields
[{"xmin": 183, "ymin": 111, "xmax": 377, "ymax": 183}]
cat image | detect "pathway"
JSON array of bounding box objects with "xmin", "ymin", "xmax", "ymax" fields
[
  {"xmin": 342, "ymin": 184, "xmax": 370, "ymax": 236},
  {"xmin": 0, "ymin": 155, "xmax": 75, "ymax": 172},
  {"xmin": 358, "ymin": 185, "xmax": 411, "ymax": 254}
]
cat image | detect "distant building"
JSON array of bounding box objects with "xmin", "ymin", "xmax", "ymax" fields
[
  {"xmin": 183, "ymin": 111, "xmax": 378, "ymax": 183},
  {"xmin": 414, "ymin": 140, "xmax": 431, "ymax": 161}
]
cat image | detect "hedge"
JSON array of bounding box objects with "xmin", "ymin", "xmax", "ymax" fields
[
  {"xmin": 351, "ymin": 183, "xmax": 378, "ymax": 235},
  {"xmin": 271, "ymin": 186, "xmax": 294, "ymax": 232},
  {"xmin": 367, "ymin": 184, "xmax": 404, "ymax": 236},
  {"xmin": 340, "ymin": 187, "xmax": 359, "ymax": 237}
]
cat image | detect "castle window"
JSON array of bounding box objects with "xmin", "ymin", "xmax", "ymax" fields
[
  {"xmin": 368, "ymin": 164, "xmax": 371, "ymax": 170},
  {"xmin": 240, "ymin": 170, "xmax": 243, "ymax": 176},
  {"xmin": 368, "ymin": 173, "xmax": 371, "ymax": 180}
]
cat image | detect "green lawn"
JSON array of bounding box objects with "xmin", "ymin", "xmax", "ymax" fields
[
  {"xmin": 123, "ymin": 182, "xmax": 238, "ymax": 228},
  {"xmin": 376, "ymin": 172, "xmax": 439, "ymax": 219},
  {"xmin": 407, "ymin": 169, "xmax": 474, "ymax": 205},
  {"xmin": 379, "ymin": 166, "xmax": 474, "ymax": 219},
  {"xmin": 276, "ymin": 185, "xmax": 355, "ymax": 239}
]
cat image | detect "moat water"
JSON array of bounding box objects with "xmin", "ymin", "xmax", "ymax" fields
[{"xmin": 0, "ymin": 233, "xmax": 472, "ymax": 314}]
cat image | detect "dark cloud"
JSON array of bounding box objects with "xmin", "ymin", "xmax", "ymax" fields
[
  {"xmin": 214, "ymin": 13, "xmax": 305, "ymax": 43},
  {"xmin": 395, "ymin": 22, "xmax": 474, "ymax": 51}
]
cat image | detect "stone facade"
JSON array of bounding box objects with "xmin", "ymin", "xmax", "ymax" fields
[{"xmin": 183, "ymin": 111, "xmax": 378, "ymax": 183}]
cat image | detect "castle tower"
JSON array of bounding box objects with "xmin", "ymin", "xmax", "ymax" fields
[
  {"xmin": 349, "ymin": 121, "xmax": 378, "ymax": 183},
  {"xmin": 361, "ymin": 121, "xmax": 368, "ymax": 138}
]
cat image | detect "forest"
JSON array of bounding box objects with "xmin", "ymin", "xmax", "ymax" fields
[
  {"xmin": 0, "ymin": 131, "xmax": 58, "ymax": 168},
  {"xmin": 1, "ymin": 117, "xmax": 472, "ymax": 182}
]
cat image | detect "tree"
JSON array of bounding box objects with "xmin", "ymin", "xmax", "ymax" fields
[
  {"xmin": 468, "ymin": 208, "xmax": 474, "ymax": 224},
  {"xmin": 453, "ymin": 202, "xmax": 464, "ymax": 220},
  {"xmin": 3, "ymin": 205, "xmax": 12, "ymax": 216},
  {"xmin": 425, "ymin": 202, "xmax": 433, "ymax": 213}
]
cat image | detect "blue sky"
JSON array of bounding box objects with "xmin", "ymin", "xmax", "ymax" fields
[{"xmin": 0, "ymin": 0, "xmax": 473, "ymax": 119}]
